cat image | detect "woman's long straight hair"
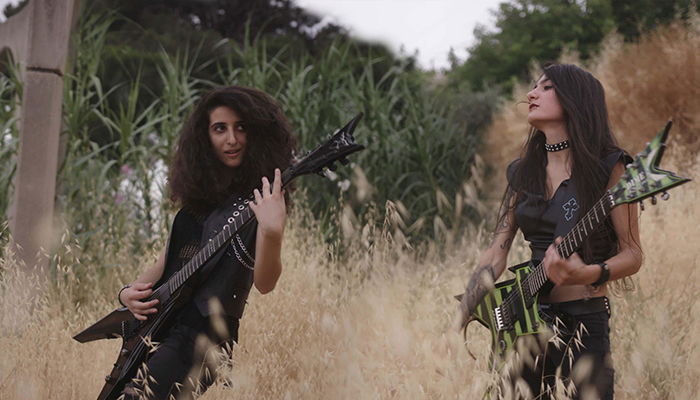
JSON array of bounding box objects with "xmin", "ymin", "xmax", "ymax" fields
[{"xmin": 504, "ymin": 63, "xmax": 631, "ymax": 273}]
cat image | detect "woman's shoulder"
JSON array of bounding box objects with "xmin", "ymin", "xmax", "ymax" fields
[
  {"xmin": 601, "ymin": 149, "xmax": 634, "ymax": 177},
  {"xmin": 506, "ymin": 158, "xmax": 522, "ymax": 184}
]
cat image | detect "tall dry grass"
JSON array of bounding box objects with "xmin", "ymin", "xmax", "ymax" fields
[
  {"xmin": 1, "ymin": 13, "xmax": 699, "ymax": 400},
  {"xmin": 0, "ymin": 159, "xmax": 696, "ymax": 400},
  {"xmin": 0, "ymin": 155, "xmax": 698, "ymax": 399},
  {"xmin": 484, "ymin": 12, "xmax": 700, "ymax": 178}
]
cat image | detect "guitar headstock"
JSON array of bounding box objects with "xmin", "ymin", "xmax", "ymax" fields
[
  {"xmin": 282, "ymin": 113, "xmax": 365, "ymax": 186},
  {"xmin": 611, "ymin": 120, "xmax": 691, "ymax": 206}
]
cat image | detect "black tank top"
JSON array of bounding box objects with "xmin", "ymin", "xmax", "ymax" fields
[{"xmin": 507, "ymin": 150, "xmax": 632, "ymax": 263}]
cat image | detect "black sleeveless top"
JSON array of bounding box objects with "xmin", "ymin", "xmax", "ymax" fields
[
  {"xmin": 507, "ymin": 151, "xmax": 632, "ymax": 263},
  {"xmin": 156, "ymin": 192, "xmax": 257, "ymax": 319}
]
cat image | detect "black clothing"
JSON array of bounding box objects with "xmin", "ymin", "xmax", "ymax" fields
[
  {"xmin": 156, "ymin": 193, "xmax": 257, "ymax": 318},
  {"xmin": 520, "ymin": 303, "xmax": 614, "ymax": 400},
  {"xmin": 503, "ymin": 150, "xmax": 631, "ymax": 399},
  {"xmin": 507, "ymin": 151, "xmax": 632, "ymax": 263},
  {"xmin": 125, "ymin": 193, "xmax": 258, "ymax": 399},
  {"xmin": 123, "ymin": 302, "xmax": 241, "ymax": 400}
]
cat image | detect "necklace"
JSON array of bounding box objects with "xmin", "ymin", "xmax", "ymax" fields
[{"xmin": 545, "ymin": 140, "xmax": 570, "ymax": 152}]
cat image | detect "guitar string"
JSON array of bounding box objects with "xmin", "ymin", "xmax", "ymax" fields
[
  {"xmin": 496, "ymin": 195, "xmax": 610, "ymax": 324},
  {"xmin": 144, "ymin": 205, "xmax": 251, "ymax": 306},
  {"xmin": 139, "ymin": 134, "xmax": 356, "ymax": 306},
  {"xmin": 499, "ymin": 196, "xmax": 608, "ymax": 317}
]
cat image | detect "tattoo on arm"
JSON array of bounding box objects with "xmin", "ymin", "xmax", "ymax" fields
[
  {"xmin": 487, "ymin": 232, "xmax": 498, "ymax": 249},
  {"xmin": 459, "ymin": 263, "xmax": 495, "ymax": 324},
  {"xmin": 500, "ymin": 238, "xmax": 512, "ymax": 250},
  {"xmin": 488, "ymin": 187, "xmax": 516, "ymax": 250}
]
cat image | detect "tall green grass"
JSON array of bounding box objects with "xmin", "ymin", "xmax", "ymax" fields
[{"xmin": 0, "ymin": 12, "xmax": 497, "ymax": 272}]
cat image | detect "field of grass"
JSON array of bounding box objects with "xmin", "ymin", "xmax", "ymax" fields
[{"xmin": 1, "ymin": 12, "xmax": 699, "ymax": 400}]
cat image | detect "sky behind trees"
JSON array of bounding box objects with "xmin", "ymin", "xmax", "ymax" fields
[
  {"xmin": 296, "ymin": 0, "xmax": 501, "ymax": 69},
  {"xmin": 0, "ymin": 0, "xmax": 501, "ymax": 70}
]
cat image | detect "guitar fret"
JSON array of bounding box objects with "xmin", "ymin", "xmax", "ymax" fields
[{"xmin": 166, "ymin": 195, "xmax": 262, "ymax": 297}]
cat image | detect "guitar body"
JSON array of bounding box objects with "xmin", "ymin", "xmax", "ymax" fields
[
  {"xmin": 75, "ymin": 285, "xmax": 191, "ymax": 400},
  {"xmin": 471, "ymin": 263, "xmax": 548, "ymax": 364}
]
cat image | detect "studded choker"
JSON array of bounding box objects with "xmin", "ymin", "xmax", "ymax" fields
[{"xmin": 545, "ymin": 140, "xmax": 570, "ymax": 152}]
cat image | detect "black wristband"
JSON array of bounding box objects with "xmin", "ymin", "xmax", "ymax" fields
[
  {"xmin": 592, "ymin": 262, "xmax": 610, "ymax": 287},
  {"xmin": 118, "ymin": 285, "xmax": 132, "ymax": 307}
]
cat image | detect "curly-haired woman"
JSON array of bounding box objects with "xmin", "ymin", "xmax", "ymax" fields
[
  {"xmin": 117, "ymin": 86, "xmax": 297, "ymax": 399},
  {"xmin": 450, "ymin": 64, "xmax": 642, "ymax": 399}
]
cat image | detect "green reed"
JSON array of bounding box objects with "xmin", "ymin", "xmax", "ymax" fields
[{"xmin": 0, "ymin": 10, "xmax": 497, "ymax": 272}]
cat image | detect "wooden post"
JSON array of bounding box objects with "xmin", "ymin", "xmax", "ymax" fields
[{"xmin": 0, "ymin": 0, "xmax": 80, "ymax": 282}]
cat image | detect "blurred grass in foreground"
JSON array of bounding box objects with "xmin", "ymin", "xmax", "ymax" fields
[{"xmin": 0, "ymin": 9, "xmax": 699, "ymax": 400}]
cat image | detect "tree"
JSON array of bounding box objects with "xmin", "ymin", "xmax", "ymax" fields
[
  {"xmin": 450, "ymin": 0, "xmax": 614, "ymax": 93},
  {"xmin": 611, "ymin": 0, "xmax": 700, "ymax": 42}
]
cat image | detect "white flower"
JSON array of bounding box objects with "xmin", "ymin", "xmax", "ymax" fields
[
  {"xmin": 326, "ymin": 170, "xmax": 338, "ymax": 181},
  {"xmin": 338, "ymin": 179, "xmax": 350, "ymax": 192}
]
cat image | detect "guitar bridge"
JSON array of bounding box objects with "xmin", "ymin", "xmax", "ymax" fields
[
  {"xmin": 122, "ymin": 318, "xmax": 142, "ymax": 341},
  {"xmin": 493, "ymin": 307, "xmax": 505, "ymax": 331},
  {"xmin": 493, "ymin": 305, "xmax": 513, "ymax": 331}
]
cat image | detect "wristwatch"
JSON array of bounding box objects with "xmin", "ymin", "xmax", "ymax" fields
[{"xmin": 592, "ymin": 262, "xmax": 610, "ymax": 287}]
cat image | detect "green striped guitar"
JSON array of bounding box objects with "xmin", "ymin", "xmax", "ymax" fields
[{"xmin": 457, "ymin": 121, "xmax": 690, "ymax": 364}]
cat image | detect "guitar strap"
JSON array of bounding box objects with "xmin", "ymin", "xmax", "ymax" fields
[
  {"xmin": 196, "ymin": 192, "xmax": 252, "ymax": 282},
  {"xmin": 155, "ymin": 192, "xmax": 253, "ymax": 298}
]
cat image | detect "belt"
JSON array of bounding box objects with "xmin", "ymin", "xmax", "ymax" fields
[{"xmin": 542, "ymin": 296, "xmax": 611, "ymax": 317}]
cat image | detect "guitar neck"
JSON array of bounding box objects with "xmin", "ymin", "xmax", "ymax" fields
[
  {"xmin": 153, "ymin": 167, "xmax": 297, "ymax": 299},
  {"xmin": 524, "ymin": 190, "xmax": 616, "ymax": 293}
]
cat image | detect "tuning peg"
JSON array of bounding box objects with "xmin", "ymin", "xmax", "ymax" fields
[
  {"xmin": 651, "ymin": 196, "xmax": 657, "ymax": 205},
  {"xmin": 339, "ymin": 156, "xmax": 350, "ymax": 166},
  {"xmin": 639, "ymin": 201, "xmax": 645, "ymax": 211},
  {"xmin": 328, "ymin": 163, "xmax": 338, "ymax": 172},
  {"xmin": 316, "ymin": 170, "xmax": 327, "ymax": 178},
  {"xmin": 625, "ymin": 163, "xmax": 633, "ymax": 169},
  {"xmin": 661, "ymin": 191, "xmax": 670, "ymax": 201}
]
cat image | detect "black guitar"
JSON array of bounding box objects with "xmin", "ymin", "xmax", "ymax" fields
[{"xmin": 73, "ymin": 113, "xmax": 365, "ymax": 400}]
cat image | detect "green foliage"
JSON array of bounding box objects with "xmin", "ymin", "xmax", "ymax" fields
[
  {"xmin": 611, "ymin": 0, "xmax": 700, "ymax": 42},
  {"xmin": 0, "ymin": 8, "xmax": 497, "ymax": 271},
  {"xmin": 0, "ymin": 55, "xmax": 21, "ymax": 249},
  {"xmin": 451, "ymin": 0, "xmax": 615, "ymax": 93},
  {"xmin": 449, "ymin": 0, "xmax": 700, "ymax": 93}
]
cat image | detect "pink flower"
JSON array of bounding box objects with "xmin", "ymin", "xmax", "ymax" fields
[
  {"xmin": 121, "ymin": 164, "xmax": 132, "ymax": 175},
  {"xmin": 114, "ymin": 193, "xmax": 124, "ymax": 204}
]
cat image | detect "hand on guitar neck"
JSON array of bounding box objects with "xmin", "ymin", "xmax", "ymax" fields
[{"xmin": 542, "ymin": 236, "xmax": 597, "ymax": 286}]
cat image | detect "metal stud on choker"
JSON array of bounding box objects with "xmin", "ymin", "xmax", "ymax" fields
[{"xmin": 545, "ymin": 140, "xmax": 570, "ymax": 152}]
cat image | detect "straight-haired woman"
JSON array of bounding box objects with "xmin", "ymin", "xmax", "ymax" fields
[{"xmin": 451, "ymin": 63, "xmax": 642, "ymax": 399}]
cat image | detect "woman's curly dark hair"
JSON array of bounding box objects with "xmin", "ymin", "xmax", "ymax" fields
[{"xmin": 169, "ymin": 86, "xmax": 297, "ymax": 211}]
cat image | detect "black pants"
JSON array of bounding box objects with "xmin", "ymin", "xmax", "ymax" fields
[
  {"xmin": 508, "ymin": 298, "xmax": 615, "ymax": 400},
  {"xmin": 122, "ymin": 302, "xmax": 239, "ymax": 400}
]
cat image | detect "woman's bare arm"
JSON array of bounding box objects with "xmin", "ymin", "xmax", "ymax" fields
[
  {"xmin": 451, "ymin": 189, "xmax": 519, "ymax": 330},
  {"xmin": 250, "ymin": 168, "xmax": 286, "ymax": 294}
]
